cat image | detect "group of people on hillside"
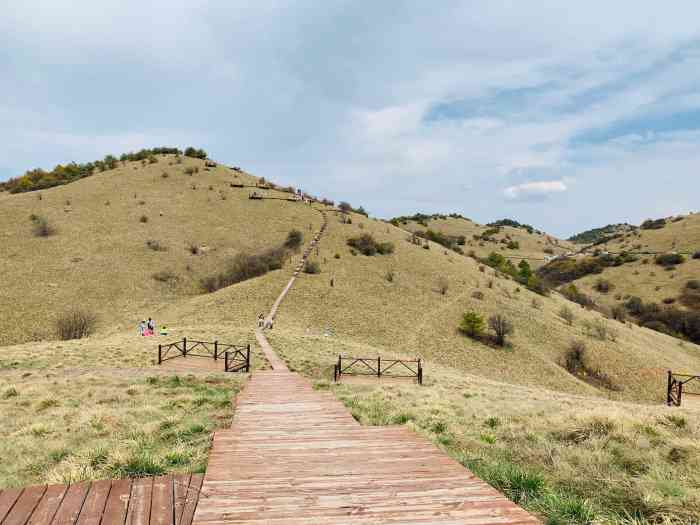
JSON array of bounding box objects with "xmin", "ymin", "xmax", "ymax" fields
[
  {"xmin": 138, "ymin": 317, "xmax": 167, "ymax": 336},
  {"xmin": 257, "ymin": 313, "xmax": 273, "ymax": 329}
]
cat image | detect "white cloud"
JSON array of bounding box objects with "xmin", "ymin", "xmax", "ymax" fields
[{"xmin": 504, "ymin": 180, "xmax": 568, "ymax": 201}]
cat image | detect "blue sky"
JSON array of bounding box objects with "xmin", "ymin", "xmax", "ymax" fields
[{"xmin": 2, "ymin": 1, "xmax": 700, "ymax": 237}]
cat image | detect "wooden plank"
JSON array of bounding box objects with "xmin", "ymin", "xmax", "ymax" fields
[
  {"xmin": 178, "ymin": 475, "xmax": 202, "ymax": 525},
  {"xmin": 124, "ymin": 478, "xmax": 152, "ymax": 525},
  {"xmin": 27, "ymin": 485, "xmax": 68, "ymax": 525},
  {"xmin": 0, "ymin": 488, "xmax": 23, "ymax": 523},
  {"xmin": 149, "ymin": 476, "xmax": 173, "ymax": 525},
  {"xmin": 173, "ymin": 475, "xmax": 191, "ymax": 525},
  {"xmin": 50, "ymin": 482, "xmax": 89, "ymax": 525},
  {"xmin": 99, "ymin": 479, "xmax": 131, "ymax": 525},
  {"xmin": 75, "ymin": 479, "xmax": 111, "ymax": 525},
  {"xmin": 2, "ymin": 485, "xmax": 46, "ymax": 525}
]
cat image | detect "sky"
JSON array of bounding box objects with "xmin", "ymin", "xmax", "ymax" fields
[{"xmin": 2, "ymin": 1, "xmax": 700, "ymax": 238}]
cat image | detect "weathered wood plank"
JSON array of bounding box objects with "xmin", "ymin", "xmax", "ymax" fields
[
  {"xmin": 149, "ymin": 476, "xmax": 174, "ymax": 525},
  {"xmin": 50, "ymin": 482, "xmax": 89, "ymax": 525},
  {"xmin": 173, "ymin": 475, "xmax": 191, "ymax": 525},
  {"xmin": 124, "ymin": 478, "xmax": 153, "ymax": 525},
  {"xmin": 179, "ymin": 475, "xmax": 202, "ymax": 525},
  {"xmin": 75, "ymin": 479, "xmax": 111, "ymax": 525},
  {"xmin": 27, "ymin": 485, "xmax": 67, "ymax": 525},
  {"xmin": 0, "ymin": 488, "xmax": 23, "ymax": 523},
  {"xmin": 2, "ymin": 486, "xmax": 46, "ymax": 525},
  {"xmin": 99, "ymin": 478, "xmax": 131, "ymax": 525}
]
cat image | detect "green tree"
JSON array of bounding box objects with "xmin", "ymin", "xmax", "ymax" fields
[{"xmin": 459, "ymin": 312, "xmax": 484, "ymax": 338}]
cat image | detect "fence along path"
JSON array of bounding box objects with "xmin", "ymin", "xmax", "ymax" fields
[{"xmin": 193, "ymin": 208, "xmax": 540, "ymax": 524}]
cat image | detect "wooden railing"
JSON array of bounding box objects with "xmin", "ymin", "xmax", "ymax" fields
[
  {"xmin": 333, "ymin": 355, "xmax": 422, "ymax": 384},
  {"xmin": 157, "ymin": 338, "xmax": 250, "ymax": 373},
  {"xmin": 667, "ymin": 371, "xmax": 700, "ymax": 406}
]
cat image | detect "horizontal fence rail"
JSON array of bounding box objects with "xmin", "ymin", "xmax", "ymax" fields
[
  {"xmin": 157, "ymin": 338, "xmax": 250, "ymax": 373},
  {"xmin": 667, "ymin": 371, "xmax": 700, "ymax": 406},
  {"xmin": 333, "ymin": 355, "xmax": 422, "ymax": 385}
]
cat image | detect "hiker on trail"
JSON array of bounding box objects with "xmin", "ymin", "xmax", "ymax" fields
[
  {"xmin": 138, "ymin": 320, "xmax": 146, "ymax": 336},
  {"xmin": 146, "ymin": 318, "xmax": 155, "ymax": 336},
  {"xmin": 258, "ymin": 313, "xmax": 265, "ymax": 328}
]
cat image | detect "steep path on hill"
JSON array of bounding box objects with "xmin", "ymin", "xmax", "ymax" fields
[{"xmin": 192, "ymin": 207, "xmax": 540, "ymax": 524}]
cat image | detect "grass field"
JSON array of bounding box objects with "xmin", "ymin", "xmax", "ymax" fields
[{"xmin": 0, "ymin": 370, "xmax": 244, "ymax": 487}]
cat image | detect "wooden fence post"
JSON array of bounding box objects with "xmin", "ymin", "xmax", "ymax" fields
[
  {"xmin": 418, "ymin": 359, "xmax": 423, "ymax": 385},
  {"xmin": 377, "ymin": 356, "xmax": 381, "ymax": 378},
  {"xmin": 667, "ymin": 370, "xmax": 673, "ymax": 406},
  {"xmin": 246, "ymin": 344, "xmax": 251, "ymax": 372},
  {"xmin": 158, "ymin": 344, "xmax": 162, "ymax": 365},
  {"xmin": 224, "ymin": 351, "xmax": 229, "ymax": 372},
  {"xmin": 214, "ymin": 341, "xmax": 218, "ymax": 361},
  {"xmin": 183, "ymin": 337, "xmax": 187, "ymax": 357}
]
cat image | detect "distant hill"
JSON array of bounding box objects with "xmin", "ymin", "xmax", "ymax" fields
[
  {"xmin": 567, "ymin": 223, "xmax": 636, "ymax": 245},
  {"xmin": 390, "ymin": 213, "xmax": 573, "ymax": 268}
]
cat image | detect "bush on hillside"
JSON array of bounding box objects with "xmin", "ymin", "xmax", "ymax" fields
[
  {"xmin": 184, "ymin": 147, "xmax": 207, "ymax": 159},
  {"xmin": 146, "ymin": 240, "xmax": 166, "ymax": 251},
  {"xmin": 201, "ymin": 247, "xmax": 286, "ymax": 293},
  {"xmin": 413, "ymin": 229, "xmax": 463, "ymax": 253},
  {"xmin": 560, "ymin": 284, "xmax": 595, "ymax": 308},
  {"xmin": 679, "ymin": 281, "xmax": 700, "ymax": 310},
  {"xmin": 594, "ymin": 278, "xmax": 613, "ymax": 293},
  {"xmin": 693, "ymin": 250, "xmax": 700, "ymax": 260},
  {"xmin": 284, "ymin": 230, "xmax": 304, "ymax": 251},
  {"xmin": 30, "ymin": 215, "xmax": 55, "ymax": 237},
  {"xmin": 562, "ymin": 340, "xmax": 620, "ymax": 391},
  {"xmin": 459, "ymin": 312, "xmax": 485, "ymax": 338},
  {"xmin": 559, "ymin": 306, "xmax": 575, "ymax": 326},
  {"xmin": 489, "ymin": 314, "xmax": 513, "ymax": 347},
  {"xmin": 481, "ymin": 253, "xmax": 549, "ymax": 296},
  {"xmin": 655, "ymin": 253, "xmax": 685, "ymax": 267},
  {"xmin": 56, "ymin": 309, "xmax": 97, "ymax": 340},
  {"xmin": 303, "ymin": 260, "xmax": 321, "ymax": 274},
  {"xmin": 347, "ymin": 234, "xmax": 394, "ymax": 256},
  {"xmin": 641, "ymin": 218, "xmax": 666, "ymax": 230}
]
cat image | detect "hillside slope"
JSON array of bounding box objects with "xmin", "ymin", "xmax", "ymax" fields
[
  {"xmin": 393, "ymin": 214, "xmax": 574, "ymax": 268},
  {"xmin": 550, "ymin": 214, "xmax": 700, "ymax": 316},
  {"xmin": 0, "ymin": 155, "xmax": 321, "ymax": 346},
  {"xmin": 1, "ymin": 161, "xmax": 699, "ymax": 403}
]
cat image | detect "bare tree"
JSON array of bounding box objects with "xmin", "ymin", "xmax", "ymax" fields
[{"xmin": 488, "ymin": 314, "xmax": 513, "ymax": 346}]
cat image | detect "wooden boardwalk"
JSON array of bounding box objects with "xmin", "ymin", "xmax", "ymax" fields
[
  {"xmin": 193, "ymin": 370, "xmax": 540, "ymax": 524},
  {"xmin": 0, "ymin": 474, "xmax": 203, "ymax": 525}
]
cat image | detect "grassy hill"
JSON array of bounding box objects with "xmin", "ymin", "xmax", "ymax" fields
[
  {"xmin": 538, "ymin": 213, "xmax": 700, "ymax": 343},
  {"xmin": 1, "ymin": 153, "xmax": 699, "ymax": 522},
  {"xmin": 391, "ymin": 214, "xmax": 575, "ymax": 268}
]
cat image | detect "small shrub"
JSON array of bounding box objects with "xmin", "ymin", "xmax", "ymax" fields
[
  {"xmin": 686, "ymin": 279, "xmax": 700, "ymax": 290},
  {"xmin": 152, "ymin": 271, "xmax": 179, "ymax": 283},
  {"xmin": 472, "ymin": 290, "xmax": 484, "ymax": 300},
  {"xmin": 559, "ymin": 306, "xmax": 574, "ymax": 326},
  {"xmin": 146, "ymin": 240, "xmax": 166, "ymax": 251},
  {"xmin": 139, "ymin": 215, "xmax": 148, "ymax": 223},
  {"xmin": 303, "ymin": 260, "xmax": 321, "ymax": 274},
  {"xmin": 611, "ymin": 304, "xmax": 627, "ymax": 322},
  {"xmin": 56, "ymin": 309, "xmax": 97, "ymax": 340},
  {"xmin": 334, "ymin": 253, "xmax": 341, "ymax": 259},
  {"xmin": 188, "ymin": 243, "xmax": 200, "ymax": 255},
  {"xmin": 385, "ymin": 269, "xmax": 395, "ymax": 282},
  {"xmin": 30, "ymin": 215, "xmax": 55, "ymax": 237},
  {"xmin": 489, "ymin": 314, "xmax": 513, "ymax": 346},
  {"xmin": 347, "ymin": 234, "xmax": 393, "ymax": 256},
  {"xmin": 422, "ymin": 243, "xmax": 430, "ymax": 250},
  {"xmin": 161, "ymin": 171, "xmax": 169, "ymax": 178},
  {"xmin": 531, "ymin": 298, "xmax": 542, "ymax": 309},
  {"xmin": 693, "ymin": 250, "xmax": 700, "ymax": 259},
  {"xmin": 655, "ymin": 253, "xmax": 685, "ymax": 267},
  {"xmin": 459, "ymin": 312, "xmax": 485, "ymax": 338},
  {"xmin": 284, "ymin": 230, "xmax": 304, "ymax": 250},
  {"xmin": 594, "ymin": 278, "xmax": 613, "ymax": 293},
  {"xmin": 564, "ymin": 340, "xmax": 587, "ymax": 375}
]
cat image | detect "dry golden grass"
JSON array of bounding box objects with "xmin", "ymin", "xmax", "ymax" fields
[
  {"xmin": 268, "ymin": 330, "xmax": 700, "ymax": 524},
  {"xmin": 0, "ymin": 154, "xmax": 321, "ymax": 346},
  {"xmin": 0, "ymin": 370, "xmax": 244, "ymax": 488},
  {"xmin": 398, "ymin": 216, "xmax": 575, "ymax": 268}
]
